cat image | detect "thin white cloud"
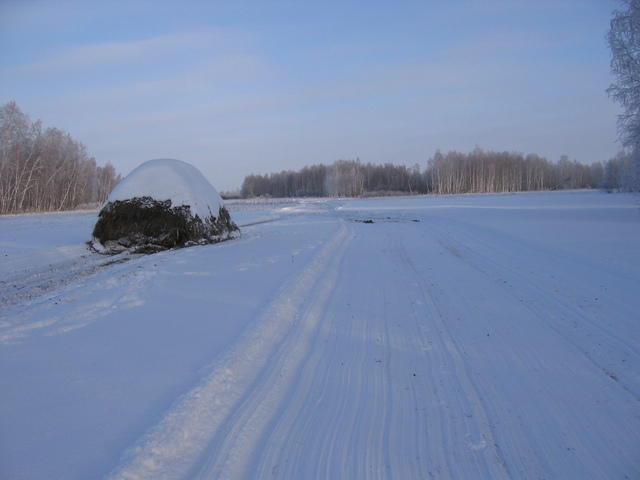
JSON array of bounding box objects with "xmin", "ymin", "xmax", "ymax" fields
[{"xmin": 3, "ymin": 27, "xmax": 254, "ymax": 77}]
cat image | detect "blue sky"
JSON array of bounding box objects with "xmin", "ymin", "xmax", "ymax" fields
[{"xmin": 1, "ymin": 0, "xmax": 622, "ymax": 191}]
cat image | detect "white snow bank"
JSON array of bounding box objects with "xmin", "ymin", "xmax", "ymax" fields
[{"xmin": 105, "ymin": 158, "xmax": 224, "ymax": 221}]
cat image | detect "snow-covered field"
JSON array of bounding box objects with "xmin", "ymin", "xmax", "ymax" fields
[{"xmin": 1, "ymin": 190, "xmax": 638, "ymax": 480}]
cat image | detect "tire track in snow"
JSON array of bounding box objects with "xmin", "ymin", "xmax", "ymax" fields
[
  {"xmin": 416, "ymin": 219, "xmax": 639, "ymax": 478},
  {"xmin": 225, "ymin": 226, "xmax": 428, "ymax": 479},
  {"xmin": 431, "ymin": 220, "xmax": 640, "ymax": 400},
  {"xmin": 393, "ymin": 232, "xmax": 513, "ymax": 479},
  {"xmin": 0, "ymin": 251, "xmax": 148, "ymax": 343},
  {"xmin": 205, "ymin": 221, "xmax": 513, "ymax": 479},
  {"xmin": 189, "ymin": 222, "xmax": 354, "ymax": 480},
  {"xmin": 0, "ymin": 250, "xmax": 128, "ymax": 311},
  {"xmin": 105, "ymin": 222, "xmax": 353, "ymax": 480}
]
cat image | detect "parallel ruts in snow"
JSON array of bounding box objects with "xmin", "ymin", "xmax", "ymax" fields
[
  {"xmin": 405, "ymin": 217, "xmax": 637, "ymax": 479},
  {"xmin": 237, "ymin": 220, "xmax": 512, "ymax": 479},
  {"xmin": 106, "ymin": 223, "xmax": 354, "ymax": 480},
  {"xmin": 431, "ymin": 219, "xmax": 640, "ymax": 401},
  {"xmin": 394, "ymin": 235, "xmax": 511, "ymax": 478},
  {"xmin": 0, "ymin": 248, "xmax": 137, "ymax": 342}
]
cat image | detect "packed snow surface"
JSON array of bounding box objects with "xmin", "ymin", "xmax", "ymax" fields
[
  {"xmin": 104, "ymin": 159, "xmax": 225, "ymax": 221},
  {"xmin": 1, "ymin": 191, "xmax": 639, "ymax": 479}
]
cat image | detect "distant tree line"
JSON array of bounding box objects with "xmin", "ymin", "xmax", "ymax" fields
[
  {"xmin": 240, "ymin": 148, "xmax": 631, "ymax": 199},
  {"xmin": 428, "ymin": 148, "xmax": 596, "ymax": 194},
  {"xmin": 241, "ymin": 160, "xmax": 426, "ymax": 198},
  {"xmin": 0, "ymin": 101, "xmax": 120, "ymax": 214}
]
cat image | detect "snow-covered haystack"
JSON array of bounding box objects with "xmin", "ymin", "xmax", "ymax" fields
[{"xmin": 91, "ymin": 159, "xmax": 240, "ymax": 254}]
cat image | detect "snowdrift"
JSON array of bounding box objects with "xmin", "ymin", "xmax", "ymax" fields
[{"xmin": 91, "ymin": 159, "xmax": 240, "ymax": 253}]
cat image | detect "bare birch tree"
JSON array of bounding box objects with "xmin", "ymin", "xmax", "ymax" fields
[
  {"xmin": 607, "ymin": 0, "xmax": 640, "ymax": 190},
  {"xmin": 0, "ymin": 101, "xmax": 120, "ymax": 213}
]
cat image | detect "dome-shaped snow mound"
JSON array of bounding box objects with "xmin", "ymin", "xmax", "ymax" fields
[{"xmin": 91, "ymin": 159, "xmax": 240, "ymax": 254}]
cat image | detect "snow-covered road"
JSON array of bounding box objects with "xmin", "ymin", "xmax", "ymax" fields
[{"xmin": 1, "ymin": 191, "xmax": 638, "ymax": 479}]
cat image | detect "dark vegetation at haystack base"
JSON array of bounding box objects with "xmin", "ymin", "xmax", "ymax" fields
[{"xmin": 92, "ymin": 196, "xmax": 239, "ymax": 254}]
